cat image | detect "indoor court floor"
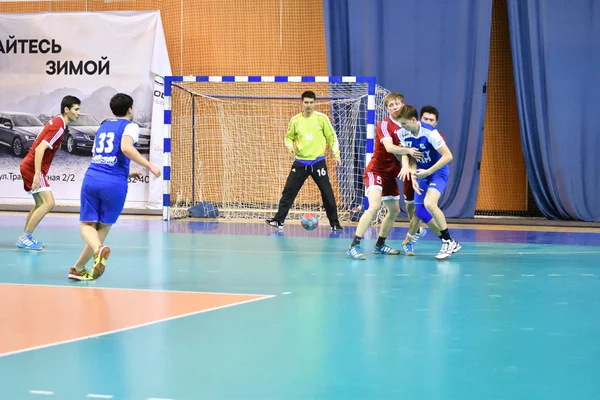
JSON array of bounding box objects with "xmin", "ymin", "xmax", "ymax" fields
[{"xmin": 0, "ymin": 212, "xmax": 599, "ymax": 400}]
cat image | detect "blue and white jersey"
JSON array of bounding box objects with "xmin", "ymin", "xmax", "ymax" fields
[
  {"xmin": 399, "ymin": 122, "xmax": 449, "ymax": 173},
  {"xmin": 85, "ymin": 118, "xmax": 139, "ymax": 182}
]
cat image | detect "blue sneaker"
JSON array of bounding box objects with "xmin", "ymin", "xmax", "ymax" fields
[
  {"xmin": 16, "ymin": 235, "xmax": 44, "ymax": 250},
  {"xmin": 347, "ymin": 245, "xmax": 366, "ymax": 260},
  {"xmin": 30, "ymin": 236, "xmax": 46, "ymax": 248},
  {"xmin": 372, "ymin": 244, "xmax": 400, "ymax": 255},
  {"xmin": 414, "ymin": 227, "xmax": 427, "ymax": 242},
  {"xmin": 402, "ymin": 241, "xmax": 415, "ymax": 256}
]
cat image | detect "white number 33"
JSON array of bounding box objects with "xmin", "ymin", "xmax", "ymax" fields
[{"xmin": 95, "ymin": 132, "xmax": 115, "ymax": 154}]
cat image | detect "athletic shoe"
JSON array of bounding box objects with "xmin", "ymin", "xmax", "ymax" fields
[
  {"xmin": 331, "ymin": 223, "xmax": 343, "ymax": 231},
  {"xmin": 372, "ymin": 244, "xmax": 400, "ymax": 255},
  {"xmin": 30, "ymin": 237, "xmax": 46, "ymax": 248},
  {"xmin": 414, "ymin": 227, "xmax": 427, "ymax": 242},
  {"xmin": 266, "ymin": 219, "xmax": 283, "ymax": 229},
  {"xmin": 91, "ymin": 245, "xmax": 110, "ymax": 279},
  {"xmin": 435, "ymin": 239, "xmax": 461, "ymax": 260},
  {"xmin": 16, "ymin": 235, "xmax": 44, "ymax": 250},
  {"xmin": 403, "ymin": 241, "xmax": 415, "ymax": 256},
  {"xmin": 68, "ymin": 267, "xmax": 92, "ymax": 281},
  {"xmin": 347, "ymin": 245, "xmax": 366, "ymax": 260}
]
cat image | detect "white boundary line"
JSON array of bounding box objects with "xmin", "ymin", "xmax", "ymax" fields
[
  {"xmin": 29, "ymin": 390, "xmax": 54, "ymax": 395},
  {"xmin": 0, "ymin": 291, "xmax": 275, "ymax": 359}
]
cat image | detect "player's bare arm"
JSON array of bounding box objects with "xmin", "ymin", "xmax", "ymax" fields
[
  {"xmin": 414, "ymin": 145, "xmax": 453, "ymax": 179},
  {"xmin": 411, "ymin": 171, "xmax": 423, "ymax": 195},
  {"xmin": 121, "ymin": 136, "xmax": 161, "ymax": 178},
  {"xmin": 399, "ymin": 154, "xmax": 418, "ymax": 181},
  {"xmin": 382, "ymin": 139, "xmax": 423, "ymax": 158}
]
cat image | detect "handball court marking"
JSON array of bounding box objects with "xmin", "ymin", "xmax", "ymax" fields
[{"xmin": 0, "ymin": 283, "xmax": 274, "ymax": 358}]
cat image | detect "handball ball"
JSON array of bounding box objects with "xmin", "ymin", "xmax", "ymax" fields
[{"xmin": 301, "ymin": 213, "xmax": 319, "ymax": 230}]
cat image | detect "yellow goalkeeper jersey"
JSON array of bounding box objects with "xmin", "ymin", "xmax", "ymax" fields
[{"xmin": 284, "ymin": 111, "xmax": 340, "ymax": 160}]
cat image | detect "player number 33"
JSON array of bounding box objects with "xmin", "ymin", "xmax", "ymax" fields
[{"xmin": 95, "ymin": 132, "xmax": 115, "ymax": 154}]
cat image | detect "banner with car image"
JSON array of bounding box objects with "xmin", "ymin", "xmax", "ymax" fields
[{"xmin": 0, "ymin": 11, "xmax": 171, "ymax": 209}]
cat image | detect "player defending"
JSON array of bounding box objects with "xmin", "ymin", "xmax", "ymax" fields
[
  {"xmin": 347, "ymin": 93, "xmax": 423, "ymax": 260},
  {"xmin": 68, "ymin": 93, "xmax": 161, "ymax": 281},
  {"xmin": 401, "ymin": 105, "xmax": 444, "ymax": 255},
  {"xmin": 396, "ymin": 105, "xmax": 461, "ymax": 260},
  {"xmin": 16, "ymin": 95, "xmax": 81, "ymax": 250},
  {"xmin": 266, "ymin": 90, "xmax": 343, "ymax": 231}
]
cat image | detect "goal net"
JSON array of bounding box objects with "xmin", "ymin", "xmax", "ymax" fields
[{"xmin": 163, "ymin": 76, "xmax": 391, "ymax": 221}]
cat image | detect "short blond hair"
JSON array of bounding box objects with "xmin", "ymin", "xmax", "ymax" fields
[{"xmin": 383, "ymin": 92, "xmax": 405, "ymax": 108}]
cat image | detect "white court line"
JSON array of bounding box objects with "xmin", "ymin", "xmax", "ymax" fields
[
  {"xmin": 87, "ymin": 395, "xmax": 113, "ymax": 399},
  {"xmin": 29, "ymin": 390, "xmax": 54, "ymax": 395},
  {"xmin": 0, "ymin": 293, "xmax": 275, "ymax": 359},
  {"xmin": 0, "ymin": 282, "xmax": 271, "ymax": 298}
]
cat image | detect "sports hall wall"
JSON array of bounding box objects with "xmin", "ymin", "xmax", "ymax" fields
[{"xmin": 0, "ymin": 0, "xmax": 530, "ymax": 217}]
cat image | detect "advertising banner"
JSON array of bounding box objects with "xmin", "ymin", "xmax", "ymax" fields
[{"xmin": 0, "ymin": 11, "xmax": 172, "ymax": 209}]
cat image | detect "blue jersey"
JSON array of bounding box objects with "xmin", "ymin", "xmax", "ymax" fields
[
  {"xmin": 85, "ymin": 118, "xmax": 139, "ymax": 182},
  {"xmin": 399, "ymin": 122, "xmax": 449, "ymax": 173}
]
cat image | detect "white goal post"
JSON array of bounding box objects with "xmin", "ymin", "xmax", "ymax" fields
[{"xmin": 161, "ymin": 75, "xmax": 391, "ymax": 221}]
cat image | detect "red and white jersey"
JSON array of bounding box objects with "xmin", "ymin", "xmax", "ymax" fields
[
  {"xmin": 21, "ymin": 116, "xmax": 66, "ymax": 174},
  {"xmin": 365, "ymin": 117, "xmax": 402, "ymax": 176}
]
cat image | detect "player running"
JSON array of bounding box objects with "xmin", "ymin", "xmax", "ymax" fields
[{"xmin": 68, "ymin": 93, "xmax": 161, "ymax": 281}]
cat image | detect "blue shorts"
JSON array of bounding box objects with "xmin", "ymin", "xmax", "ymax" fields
[
  {"xmin": 80, "ymin": 176, "xmax": 128, "ymax": 224},
  {"xmin": 414, "ymin": 170, "xmax": 449, "ymax": 204}
]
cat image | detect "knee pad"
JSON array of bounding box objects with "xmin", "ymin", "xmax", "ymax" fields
[{"xmin": 415, "ymin": 203, "xmax": 433, "ymax": 224}]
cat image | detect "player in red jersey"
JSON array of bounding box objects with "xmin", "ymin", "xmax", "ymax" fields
[
  {"xmin": 347, "ymin": 92, "xmax": 423, "ymax": 260},
  {"xmin": 401, "ymin": 105, "xmax": 445, "ymax": 255},
  {"xmin": 16, "ymin": 95, "xmax": 81, "ymax": 250}
]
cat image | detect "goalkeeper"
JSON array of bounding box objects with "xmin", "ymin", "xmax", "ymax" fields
[{"xmin": 266, "ymin": 90, "xmax": 343, "ymax": 231}]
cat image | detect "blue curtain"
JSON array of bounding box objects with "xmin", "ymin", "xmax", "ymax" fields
[
  {"xmin": 507, "ymin": 0, "xmax": 600, "ymax": 221},
  {"xmin": 324, "ymin": 0, "xmax": 493, "ymax": 218}
]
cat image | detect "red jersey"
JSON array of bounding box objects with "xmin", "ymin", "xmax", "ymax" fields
[
  {"xmin": 365, "ymin": 117, "xmax": 401, "ymax": 176},
  {"xmin": 21, "ymin": 116, "xmax": 66, "ymax": 174}
]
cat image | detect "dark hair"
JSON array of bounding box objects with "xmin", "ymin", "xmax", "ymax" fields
[
  {"xmin": 396, "ymin": 104, "xmax": 418, "ymax": 120},
  {"xmin": 60, "ymin": 95, "xmax": 81, "ymax": 115},
  {"xmin": 420, "ymin": 105, "xmax": 439, "ymax": 121},
  {"xmin": 109, "ymin": 93, "xmax": 134, "ymax": 117},
  {"xmin": 301, "ymin": 90, "xmax": 316, "ymax": 101}
]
